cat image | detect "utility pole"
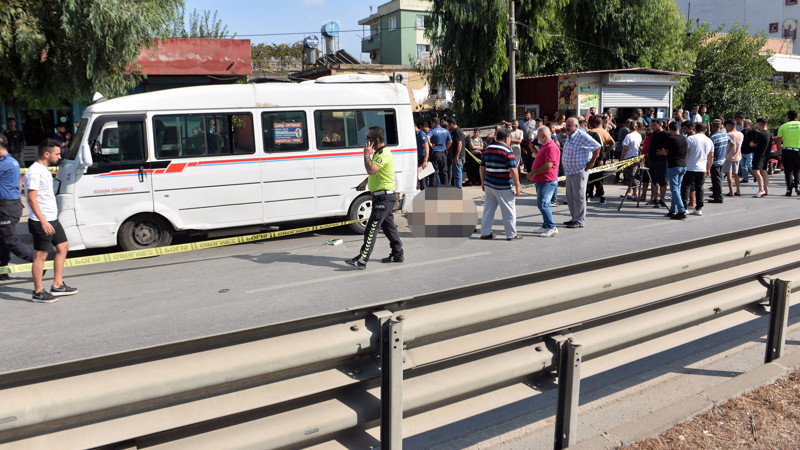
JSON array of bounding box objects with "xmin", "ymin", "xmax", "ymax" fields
[{"xmin": 508, "ymin": 0, "xmax": 517, "ymax": 121}]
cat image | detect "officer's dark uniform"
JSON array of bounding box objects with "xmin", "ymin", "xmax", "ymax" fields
[
  {"xmin": 347, "ymin": 141, "xmax": 403, "ymax": 269},
  {"xmin": 0, "ymin": 151, "xmax": 34, "ymax": 277}
]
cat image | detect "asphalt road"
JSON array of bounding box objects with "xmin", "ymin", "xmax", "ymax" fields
[{"xmin": 1, "ymin": 175, "xmax": 799, "ymax": 373}]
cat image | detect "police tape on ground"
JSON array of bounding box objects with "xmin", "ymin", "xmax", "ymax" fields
[{"xmin": 0, "ymin": 214, "xmax": 402, "ymax": 275}]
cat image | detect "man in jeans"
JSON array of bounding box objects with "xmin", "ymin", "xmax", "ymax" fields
[
  {"xmin": 479, "ymin": 128, "xmax": 522, "ymax": 241},
  {"xmin": 527, "ymin": 126, "xmax": 560, "ymax": 237},
  {"xmin": 681, "ymin": 122, "xmax": 714, "ymax": 216},
  {"xmin": 446, "ymin": 117, "xmax": 465, "ymax": 188},
  {"xmin": 658, "ymin": 121, "xmax": 688, "ymax": 220}
]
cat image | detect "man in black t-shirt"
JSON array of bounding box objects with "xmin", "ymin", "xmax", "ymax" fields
[
  {"xmin": 3, "ymin": 118, "xmax": 25, "ymax": 166},
  {"xmin": 659, "ymin": 120, "xmax": 688, "ymax": 220},
  {"xmin": 647, "ymin": 119, "xmax": 670, "ymax": 207},
  {"xmin": 750, "ymin": 118, "xmax": 773, "ymax": 197},
  {"xmin": 446, "ymin": 118, "xmax": 466, "ymax": 189}
]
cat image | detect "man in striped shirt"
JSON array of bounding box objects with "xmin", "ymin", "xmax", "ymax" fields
[{"xmin": 479, "ymin": 128, "xmax": 522, "ymax": 241}]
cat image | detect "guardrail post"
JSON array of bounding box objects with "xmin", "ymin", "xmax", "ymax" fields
[
  {"xmin": 374, "ymin": 311, "xmax": 404, "ymax": 449},
  {"xmin": 553, "ymin": 336, "xmax": 581, "ymax": 450},
  {"xmin": 765, "ymin": 279, "xmax": 791, "ymax": 363}
]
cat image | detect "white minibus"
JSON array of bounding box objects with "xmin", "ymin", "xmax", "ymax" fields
[{"xmin": 55, "ymin": 75, "xmax": 418, "ymax": 250}]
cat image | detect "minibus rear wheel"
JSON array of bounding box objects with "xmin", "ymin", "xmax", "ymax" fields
[
  {"xmin": 118, "ymin": 214, "xmax": 174, "ymax": 250},
  {"xmin": 348, "ymin": 195, "xmax": 372, "ymax": 234}
]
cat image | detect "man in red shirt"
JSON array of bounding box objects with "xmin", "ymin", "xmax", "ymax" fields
[{"xmin": 527, "ymin": 126, "xmax": 561, "ymax": 237}]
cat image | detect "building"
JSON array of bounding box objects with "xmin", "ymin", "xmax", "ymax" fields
[
  {"xmin": 358, "ymin": 0, "xmax": 432, "ymax": 65},
  {"xmin": 674, "ymin": 0, "xmax": 800, "ymax": 55},
  {"xmin": 517, "ymin": 68, "xmax": 691, "ymax": 122}
]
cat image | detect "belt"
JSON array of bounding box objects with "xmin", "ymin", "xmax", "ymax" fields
[
  {"xmin": 783, "ymin": 147, "xmax": 800, "ymax": 151},
  {"xmin": 0, "ymin": 199, "xmax": 21, "ymax": 205},
  {"xmin": 372, "ymin": 190, "xmax": 394, "ymax": 196}
]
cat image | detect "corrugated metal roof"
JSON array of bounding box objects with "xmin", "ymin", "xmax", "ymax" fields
[
  {"xmin": 517, "ymin": 67, "xmax": 692, "ymax": 80},
  {"xmin": 769, "ymin": 54, "xmax": 800, "ymax": 73}
]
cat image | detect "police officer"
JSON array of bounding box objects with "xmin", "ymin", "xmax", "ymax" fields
[
  {"xmin": 0, "ymin": 134, "xmax": 34, "ymax": 280},
  {"xmin": 346, "ymin": 126, "xmax": 403, "ymax": 270}
]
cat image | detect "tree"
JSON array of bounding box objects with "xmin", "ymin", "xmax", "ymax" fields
[
  {"xmin": 425, "ymin": 0, "xmax": 693, "ymax": 125},
  {"xmin": 425, "ymin": 0, "xmax": 567, "ymax": 125},
  {"xmin": 0, "ymin": 0, "xmax": 181, "ymax": 107},
  {"xmin": 168, "ymin": 5, "xmax": 236, "ymax": 39},
  {"xmin": 683, "ymin": 24, "xmax": 791, "ymax": 123}
]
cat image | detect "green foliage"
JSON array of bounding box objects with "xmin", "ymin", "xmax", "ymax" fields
[
  {"xmin": 425, "ymin": 0, "xmax": 567, "ymax": 125},
  {"xmin": 425, "ymin": 0, "xmax": 693, "ymax": 124},
  {"xmin": 683, "ymin": 24, "xmax": 788, "ymax": 123},
  {"xmin": 0, "ymin": 0, "xmax": 181, "ymax": 107},
  {"xmin": 252, "ymin": 42, "xmax": 305, "ymax": 71}
]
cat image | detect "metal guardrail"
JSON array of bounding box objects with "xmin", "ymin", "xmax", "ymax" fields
[{"xmin": 1, "ymin": 220, "xmax": 799, "ymax": 449}]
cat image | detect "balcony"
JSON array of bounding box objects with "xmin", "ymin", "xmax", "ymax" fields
[{"xmin": 361, "ymin": 33, "xmax": 381, "ymax": 53}]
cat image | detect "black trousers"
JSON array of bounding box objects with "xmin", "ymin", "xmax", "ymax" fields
[
  {"xmin": 710, "ymin": 165, "xmax": 724, "ymax": 200},
  {"xmin": 357, "ymin": 193, "xmax": 403, "ymax": 263},
  {"xmin": 0, "ymin": 201, "xmax": 34, "ymax": 267},
  {"xmin": 429, "ymin": 151, "xmax": 448, "ymax": 186},
  {"xmin": 681, "ymin": 171, "xmax": 705, "ymax": 211},
  {"xmin": 782, "ymin": 150, "xmax": 800, "ymax": 190},
  {"xmin": 586, "ymin": 170, "xmax": 605, "ymax": 197}
]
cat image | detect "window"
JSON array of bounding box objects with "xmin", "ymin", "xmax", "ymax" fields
[
  {"xmin": 153, "ymin": 113, "xmax": 254, "ymax": 159},
  {"xmin": 261, "ymin": 111, "xmax": 308, "ymax": 152},
  {"xmin": 97, "ymin": 122, "xmax": 146, "ymax": 162},
  {"xmin": 787, "ymin": 0, "xmax": 797, "ymax": 5},
  {"xmin": 388, "ymin": 16, "xmax": 397, "ymax": 31},
  {"xmin": 417, "ymin": 44, "xmax": 430, "ymax": 62},
  {"xmin": 416, "ymin": 14, "xmax": 425, "ymax": 29},
  {"xmin": 770, "ymin": 22, "xmax": 779, "ymax": 33},
  {"xmin": 314, "ymin": 109, "xmax": 398, "ymax": 149}
]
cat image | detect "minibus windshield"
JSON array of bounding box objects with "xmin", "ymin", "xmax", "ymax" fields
[{"xmin": 64, "ymin": 119, "xmax": 88, "ymax": 160}]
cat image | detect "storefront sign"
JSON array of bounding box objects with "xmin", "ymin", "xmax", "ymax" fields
[
  {"xmin": 558, "ymin": 75, "xmax": 578, "ymax": 111},
  {"xmin": 607, "ymin": 73, "xmax": 681, "ymax": 84},
  {"xmin": 579, "ymin": 80, "xmax": 599, "ymax": 110}
]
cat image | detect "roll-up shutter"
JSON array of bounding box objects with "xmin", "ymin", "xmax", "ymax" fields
[{"xmin": 602, "ymin": 86, "xmax": 671, "ymax": 107}]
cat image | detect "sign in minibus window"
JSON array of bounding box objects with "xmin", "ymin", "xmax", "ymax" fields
[
  {"xmin": 262, "ymin": 111, "xmax": 308, "ymax": 152},
  {"xmin": 314, "ymin": 109, "xmax": 398, "ymax": 149},
  {"xmin": 154, "ymin": 113, "xmax": 255, "ymax": 159}
]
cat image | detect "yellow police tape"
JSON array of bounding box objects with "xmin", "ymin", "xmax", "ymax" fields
[
  {"xmin": 0, "ymin": 215, "xmax": 382, "ymax": 275},
  {"xmin": 19, "ymin": 166, "xmax": 59, "ymax": 175}
]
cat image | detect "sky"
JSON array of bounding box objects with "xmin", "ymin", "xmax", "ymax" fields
[{"xmin": 183, "ymin": 0, "xmax": 383, "ymax": 60}]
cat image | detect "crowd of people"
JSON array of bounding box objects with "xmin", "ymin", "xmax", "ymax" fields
[{"xmin": 414, "ymin": 105, "xmax": 797, "ymax": 240}]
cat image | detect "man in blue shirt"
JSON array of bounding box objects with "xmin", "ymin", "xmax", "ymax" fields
[
  {"xmin": 0, "ymin": 134, "xmax": 34, "ymax": 280},
  {"xmin": 427, "ymin": 117, "xmax": 451, "ymax": 186},
  {"xmin": 709, "ymin": 120, "xmax": 731, "ymax": 203},
  {"xmin": 415, "ymin": 119, "xmax": 429, "ymax": 190}
]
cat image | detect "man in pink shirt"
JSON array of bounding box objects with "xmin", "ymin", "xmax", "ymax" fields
[
  {"xmin": 527, "ymin": 126, "xmax": 561, "ymax": 237},
  {"xmin": 724, "ymin": 119, "xmax": 743, "ymax": 196}
]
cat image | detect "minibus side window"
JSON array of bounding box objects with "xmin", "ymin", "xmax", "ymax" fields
[
  {"xmin": 261, "ymin": 111, "xmax": 308, "ymax": 152},
  {"xmin": 314, "ymin": 109, "xmax": 398, "ymax": 149},
  {"xmin": 93, "ymin": 122, "xmax": 146, "ymax": 163},
  {"xmin": 154, "ymin": 113, "xmax": 254, "ymax": 158}
]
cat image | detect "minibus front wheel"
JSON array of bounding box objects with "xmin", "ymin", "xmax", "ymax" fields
[
  {"xmin": 348, "ymin": 195, "xmax": 372, "ymax": 234},
  {"xmin": 118, "ymin": 214, "xmax": 174, "ymax": 251}
]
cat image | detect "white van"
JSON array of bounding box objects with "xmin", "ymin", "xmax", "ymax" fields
[{"xmin": 55, "ymin": 75, "xmax": 418, "ymax": 251}]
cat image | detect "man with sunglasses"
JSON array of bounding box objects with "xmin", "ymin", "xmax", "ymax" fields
[{"xmin": 346, "ymin": 127, "xmax": 404, "ymax": 270}]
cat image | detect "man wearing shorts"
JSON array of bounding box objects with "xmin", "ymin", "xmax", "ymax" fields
[
  {"xmin": 723, "ymin": 120, "xmax": 743, "ymax": 197},
  {"xmin": 24, "ymin": 138, "xmax": 78, "ymax": 302}
]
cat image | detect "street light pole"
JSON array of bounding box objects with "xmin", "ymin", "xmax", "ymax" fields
[{"xmin": 508, "ymin": 0, "xmax": 517, "ymax": 121}]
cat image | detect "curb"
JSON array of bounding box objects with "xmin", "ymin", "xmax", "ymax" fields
[{"xmin": 572, "ymin": 349, "xmax": 800, "ymax": 449}]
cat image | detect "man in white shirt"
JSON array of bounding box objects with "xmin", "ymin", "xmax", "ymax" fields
[
  {"xmin": 621, "ymin": 121, "xmax": 643, "ymax": 199},
  {"xmin": 509, "ymin": 120, "xmax": 524, "ymax": 169},
  {"xmin": 681, "ymin": 122, "xmax": 714, "ymax": 216},
  {"xmin": 24, "ymin": 138, "xmax": 78, "ymax": 303}
]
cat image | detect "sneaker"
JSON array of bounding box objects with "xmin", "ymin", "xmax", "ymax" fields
[
  {"xmin": 31, "ymin": 290, "xmax": 59, "ymax": 303},
  {"xmin": 690, "ymin": 209, "xmax": 703, "ymax": 216},
  {"xmin": 51, "ymin": 283, "xmax": 78, "ymax": 296},
  {"xmin": 566, "ymin": 222, "xmax": 584, "ymax": 228},
  {"xmin": 665, "ymin": 211, "xmax": 676, "ymax": 218},
  {"xmin": 550, "ymin": 201, "xmax": 559, "ymax": 206},
  {"xmin": 671, "ymin": 212, "xmax": 687, "ymax": 220},
  {"xmin": 507, "ymin": 234, "xmax": 523, "ymax": 241},
  {"xmin": 0, "ymin": 273, "xmax": 10, "ymax": 281},
  {"xmin": 380, "ymin": 254, "xmax": 404, "ymax": 263},
  {"xmin": 533, "ymin": 227, "xmax": 548, "ymax": 234},
  {"xmin": 786, "ymin": 190, "xmax": 793, "ymax": 197},
  {"xmin": 708, "ymin": 199, "xmax": 723, "ymax": 204},
  {"xmin": 345, "ymin": 257, "xmax": 367, "ymax": 270},
  {"xmin": 563, "ymin": 220, "xmax": 576, "ymax": 226},
  {"xmin": 599, "ymin": 197, "xmax": 606, "ymax": 204},
  {"xmin": 538, "ymin": 228, "xmax": 559, "ymax": 237}
]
